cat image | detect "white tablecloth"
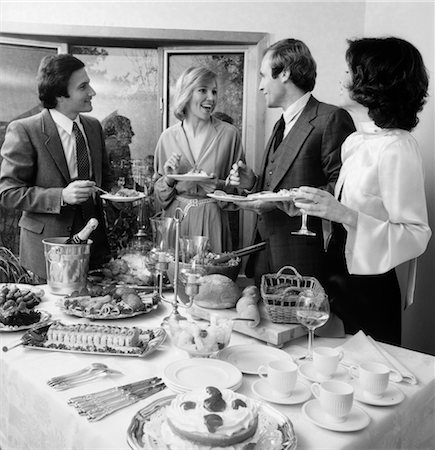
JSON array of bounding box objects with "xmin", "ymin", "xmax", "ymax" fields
[{"xmin": 1, "ymin": 285, "xmax": 434, "ymax": 450}]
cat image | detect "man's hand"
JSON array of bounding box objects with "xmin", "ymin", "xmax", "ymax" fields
[
  {"xmin": 62, "ymin": 180, "xmax": 96, "ymax": 205},
  {"xmin": 228, "ymin": 161, "xmax": 256, "ymax": 190}
]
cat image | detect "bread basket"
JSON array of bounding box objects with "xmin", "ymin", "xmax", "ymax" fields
[{"xmin": 260, "ymin": 266, "xmax": 325, "ymax": 324}]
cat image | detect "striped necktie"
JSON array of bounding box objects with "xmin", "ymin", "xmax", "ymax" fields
[{"xmin": 73, "ymin": 122, "xmax": 90, "ymax": 180}]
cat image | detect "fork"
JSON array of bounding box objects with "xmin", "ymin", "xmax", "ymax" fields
[
  {"xmin": 50, "ymin": 368, "xmax": 123, "ymax": 391},
  {"xmin": 48, "ymin": 363, "xmax": 108, "ymax": 386}
]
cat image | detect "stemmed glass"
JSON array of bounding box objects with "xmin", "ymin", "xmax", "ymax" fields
[
  {"xmin": 295, "ymin": 290, "xmax": 330, "ymax": 360},
  {"xmin": 290, "ymin": 188, "xmax": 316, "ymax": 236}
]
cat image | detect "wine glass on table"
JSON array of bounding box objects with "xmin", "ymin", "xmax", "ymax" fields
[
  {"xmin": 295, "ymin": 290, "xmax": 330, "ymax": 360},
  {"xmin": 290, "ymin": 188, "xmax": 316, "ymax": 236}
]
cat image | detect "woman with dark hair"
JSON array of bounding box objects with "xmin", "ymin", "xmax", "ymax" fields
[
  {"xmin": 292, "ymin": 37, "xmax": 431, "ymax": 345},
  {"xmin": 154, "ymin": 66, "xmax": 244, "ymax": 252}
]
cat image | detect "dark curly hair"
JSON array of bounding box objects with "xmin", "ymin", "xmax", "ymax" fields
[
  {"xmin": 37, "ymin": 54, "xmax": 85, "ymax": 109},
  {"xmin": 345, "ymin": 37, "xmax": 428, "ymax": 131},
  {"xmin": 266, "ymin": 39, "xmax": 317, "ymax": 92}
]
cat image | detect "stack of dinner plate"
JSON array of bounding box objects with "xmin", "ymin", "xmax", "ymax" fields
[{"xmin": 162, "ymin": 358, "xmax": 243, "ymax": 393}]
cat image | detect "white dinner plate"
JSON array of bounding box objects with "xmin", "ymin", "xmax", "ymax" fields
[
  {"xmin": 302, "ymin": 399, "xmax": 370, "ymax": 432},
  {"xmin": 100, "ymin": 192, "xmax": 146, "ymax": 203},
  {"xmin": 353, "ymin": 382, "xmax": 405, "ymax": 406},
  {"xmin": 216, "ymin": 344, "xmax": 291, "ymax": 375},
  {"xmin": 165, "ymin": 377, "xmax": 242, "ymax": 394},
  {"xmin": 162, "ymin": 358, "xmax": 242, "ymax": 391},
  {"xmin": 167, "ymin": 173, "xmax": 213, "ymax": 182},
  {"xmin": 207, "ymin": 192, "xmax": 251, "ymax": 202},
  {"xmin": 251, "ymin": 379, "xmax": 312, "ymax": 405},
  {"xmin": 298, "ymin": 361, "xmax": 349, "ymax": 383}
]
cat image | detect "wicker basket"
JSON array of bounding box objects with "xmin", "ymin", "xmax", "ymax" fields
[{"xmin": 261, "ymin": 266, "xmax": 325, "ymax": 324}]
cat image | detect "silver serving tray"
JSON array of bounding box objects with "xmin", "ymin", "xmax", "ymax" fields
[
  {"xmin": 0, "ymin": 310, "xmax": 51, "ymax": 332},
  {"xmin": 22, "ymin": 325, "xmax": 166, "ymax": 358},
  {"xmin": 126, "ymin": 394, "xmax": 297, "ymax": 450}
]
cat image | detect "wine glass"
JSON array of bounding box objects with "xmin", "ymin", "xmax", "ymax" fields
[
  {"xmin": 295, "ymin": 290, "xmax": 330, "ymax": 360},
  {"xmin": 290, "ymin": 188, "xmax": 316, "ymax": 236}
]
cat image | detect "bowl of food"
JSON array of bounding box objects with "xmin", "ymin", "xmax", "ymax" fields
[{"xmin": 167, "ymin": 315, "xmax": 233, "ymax": 358}]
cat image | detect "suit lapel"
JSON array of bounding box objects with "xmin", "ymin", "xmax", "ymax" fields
[
  {"xmin": 269, "ymin": 96, "xmax": 318, "ymax": 191},
  {"xmin": 81, "ymin": 115, "xmax": 102, "ymax": 185},
  {"xmin": 41, "ymin": 109, "xmax": 71, "ymax": 183}
]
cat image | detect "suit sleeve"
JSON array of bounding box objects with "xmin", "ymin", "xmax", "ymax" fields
[
  {"xmin": 320, "ymin": 108, "xmax": 355, "ymax": 194},
  {"xmin": 345, "ymin": 139, "xmax": 431, "ymax": 274},
  {"xmin": 0, "ymin": 121, "xmax": 63, "ymax": 214}
]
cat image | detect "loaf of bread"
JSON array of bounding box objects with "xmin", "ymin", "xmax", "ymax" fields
[{"xmin": 194, "ymin": 275, "xmax": 241, "ymax": 309}]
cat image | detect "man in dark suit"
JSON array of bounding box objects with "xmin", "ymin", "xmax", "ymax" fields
[
  {"xmin": 230, "ymin": 39, "xmax": 355, "ymax": 287},
  {"xmin": 0, "ymin": 54, "xmax": 113, "ymax": 279}
]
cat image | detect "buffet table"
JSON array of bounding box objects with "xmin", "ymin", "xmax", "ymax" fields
[{"xmin": 1, "ymin": 285, "xmax": 434, "ymax": 450}]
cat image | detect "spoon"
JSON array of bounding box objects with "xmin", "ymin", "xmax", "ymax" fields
[{"xmin": 47, "ymin": 363, "xmax": 109, "ymax": 386}]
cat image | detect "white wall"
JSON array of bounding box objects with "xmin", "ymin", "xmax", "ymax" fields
[{"xmin": 2, "ymin": 1, "xmax": 434, "ymax": 354}]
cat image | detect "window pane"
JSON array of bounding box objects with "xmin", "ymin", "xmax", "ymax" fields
[
  {"xmin": 167, "ymin": 53, "xmax": 244, "ymax": 133},
  {"xmin": 71, "ymin": 46, "xmax": 159, "ymax": 160}
]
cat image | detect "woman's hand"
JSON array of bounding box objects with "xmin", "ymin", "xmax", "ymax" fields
[
  {"xmin": 293, "ymin": 186, "xmax": 358, "ymax": 228},
  {"xmin": 163, "ymin": 153, "xmax": 181, "ymax": 175}
]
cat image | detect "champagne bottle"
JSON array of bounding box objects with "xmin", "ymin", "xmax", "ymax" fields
[{"xmin": 65, "ymin": 218, "xmax": 99, "ymax": 244}]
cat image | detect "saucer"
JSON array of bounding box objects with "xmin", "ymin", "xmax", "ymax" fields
[
  {"xmin": 251, "ymin": 379, "xmax": 311, "ymax": 405},
  {"xmin": 298, "ymin": 362, "xmax": 348, "ymax": 383},
  {"xmin": 302, "ymin": 400, "xmax": 370, "ymax": 432},
  {"xmin": 353, "ymin": 382, "xmax": 405, "ymax": 406}
]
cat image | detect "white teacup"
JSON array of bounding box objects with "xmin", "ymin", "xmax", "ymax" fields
[
  {"xmin": 311, "ymin": 380, "xmax": 354, "ymax": 423},
  {"xmin": 258, "ymin": 359, "xmax": 298, "ymax": 397},
  {"xmin": 313, "ymin": 346, "xmax": 344, "ymax": 379},
  {"xmin": 349, "ymin": 362, "xmax": 394, "ymax": 399}
]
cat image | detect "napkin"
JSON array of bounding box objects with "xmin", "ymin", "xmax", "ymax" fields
[{"xmin": 339, "ymin": 330, "xmax": 418, "ymax": 385}]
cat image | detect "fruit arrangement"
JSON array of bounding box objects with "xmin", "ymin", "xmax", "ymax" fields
[
  {"xmin": 60, "ymin": 283, "xmax": 159, "ymax": 319},
  {"xmin": 0, "ymin": 285, "xmax": 44, "ymax": 327}
]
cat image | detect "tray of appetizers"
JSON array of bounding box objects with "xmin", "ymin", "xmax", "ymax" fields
[
  {"xmin": 0, "ymin": 284, "xmax": 51, "ymax": 332},
  {"xmin": 58, "ymin": 289, "xmax": 160, "ymax": 320},
  {"xmin": 20, "ymin": 321, "xmax": 166, "ymax": 358}
]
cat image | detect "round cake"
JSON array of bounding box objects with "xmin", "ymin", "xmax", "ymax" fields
[{"xmin": 165, "ymin": 386, "xmax": 258, "ymax": 448}]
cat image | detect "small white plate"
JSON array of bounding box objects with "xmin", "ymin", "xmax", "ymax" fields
[
  {"xmin": 163, "ymin": 358, "xmax": 242, "ymax": 391},
  {"xmin": 302, "ymin": 399, "xmax": 370, "ymax": 432},
  {"xmin": 251, "ymin": 379, "xmax": 311, "ymax": 405},
  {"xmin": 298, "ymin": 361, "xmax": 348, "ymax": 383},
  {"xmin": 217, "ymin": 344, "xmax": 291, "ymax": 375},
  {"xmin": 100, "ymin": 192, "xmax": 146, "ymax": 203},
  {"xmin": 167, "ymin": 173, "xmax": 213, "ymax": 182},
  {"xmin": 353, "ymin": 382, "xmax": 405, "ymax": 406}
]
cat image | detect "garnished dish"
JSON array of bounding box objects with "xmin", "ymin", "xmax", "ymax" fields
[
  {"xmin": 100, "ymin": 188, "xmax": 146, "ymax": 203},
  {"xmin": 246, "ymin": 189, "xmax": 297, "ymax": 202},
  {"xmin": 207, "ymin": 191, "xmax": 251, "ymax": 202},
  {"xmin": 88, "ymin": 253, "xmax": 170, "ymax": 289},
  {"xmin": 59, "ymin": 284, "xmax": 160, "ymax": 319},
  {"xmin": 21, "ymin": 321, "xmax": 166, "ymax": 357},
  {"xmin": 127, "ymin": 386, "xmax": 297, "ymax": 450},
  {"xmin": 0, "ymin": 284, "xmax": 50, "ymax": 332}
]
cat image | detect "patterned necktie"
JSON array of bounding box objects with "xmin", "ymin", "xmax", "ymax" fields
[
  {"xmin": 273, "ymin": 115, "xmax": 285, "ymax": 152},
  {"xmin": 73, "ymin": 122, "xmax": 90, "ymax": 180}
]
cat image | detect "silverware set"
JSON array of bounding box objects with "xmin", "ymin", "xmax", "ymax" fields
[
  {"xmin": 47, "ymin": 363, "xmax": 123, "ymax": 391},
  {"xmin": 67, "ymin": 377, "xmax": 166, "ymax": 421}
]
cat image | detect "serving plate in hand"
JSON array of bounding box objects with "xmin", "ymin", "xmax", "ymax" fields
[
  {"xmin": 127, "ymin": 394, "xmax": 297, "ymax": 450},
  {"xmin": 100, "ymin": 192, "xmax": 146, "ymax": 203},
  {"xmin": 246, "ymin": 191, "xmax": 297, "ymax": 202},
  {"xmin": 207, "ymin": 192, "xmax": 251, "ymax": 202}
]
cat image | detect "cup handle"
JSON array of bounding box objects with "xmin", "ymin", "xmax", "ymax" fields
[
  {"xmin": 338, "ymin": 350, "xmax": 344, "ymax": 361},
  {"xmin": 388, "ymin": 368, "xmax": 402, "ymax": 382},
  {"xmin": 311, "ymin": 382, "xmax": 321, "ymax": 399},
  {"xmin": 257, "ymin": 365, "xmax": 267, "ymax": 379},
  {"xmin": 348, "ymin": 365, "xmax": 359, "ymax": 379}
]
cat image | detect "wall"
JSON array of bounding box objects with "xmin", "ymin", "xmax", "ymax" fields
[{"xmin": 1, "ymin": 1, "xmax": 434, "ymax": 354}]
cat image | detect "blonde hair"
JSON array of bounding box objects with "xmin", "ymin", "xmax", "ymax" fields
[{"xmin": 173, "ymin": 67, "xmax": 218, "ymax": 121}]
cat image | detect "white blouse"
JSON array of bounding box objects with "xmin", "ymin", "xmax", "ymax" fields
[{"xmin": 335, "ymin": 122, "xmax": 431, "ymax": 275}]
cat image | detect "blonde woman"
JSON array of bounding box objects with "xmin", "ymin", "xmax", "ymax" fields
[{"xmin": 154, "ymin": 67, "xmax": 244, "ymax": 252}]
